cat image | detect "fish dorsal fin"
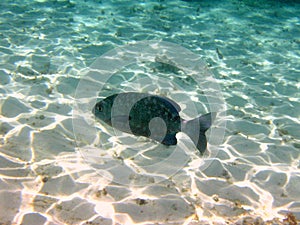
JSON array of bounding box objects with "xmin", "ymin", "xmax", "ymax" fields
[
  {"xmin": 157, "ymin": 96, "xmax": 181, "ymax": 112},
  {"xmin": 118, "ymin": 92, "xmax": 181, "ymax": 112}
]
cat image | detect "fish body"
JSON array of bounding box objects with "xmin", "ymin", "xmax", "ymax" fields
[{"xmin": 93, "ymin": 92, "xmax": 214, "ymax": 154}]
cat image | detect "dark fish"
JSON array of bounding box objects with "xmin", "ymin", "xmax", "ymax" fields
[{"xmin": 92, "ymin": 92, "xmax": 215, "ymax": 154}]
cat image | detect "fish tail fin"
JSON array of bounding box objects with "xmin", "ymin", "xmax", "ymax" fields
[{"xmin": 182, "ymin": 112, "xmax": 216, "ymax": 154}]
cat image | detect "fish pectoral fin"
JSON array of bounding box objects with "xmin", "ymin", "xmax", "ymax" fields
[{"xmin": 161, "ymin": 134, "xmax": 177, "ymax": 146}]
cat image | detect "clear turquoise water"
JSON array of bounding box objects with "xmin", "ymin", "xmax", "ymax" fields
[{"xmin": 0, "ymin": 0, "xmax": 299, "ymax": 224}]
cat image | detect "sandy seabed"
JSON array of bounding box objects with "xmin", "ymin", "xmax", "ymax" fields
[{"xmin": 0, "ymin": 0, "xmax": 299, "ymax": 224}]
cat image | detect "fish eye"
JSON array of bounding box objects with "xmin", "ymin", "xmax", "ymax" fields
[{"xmin": 96, "ymin": 104, "xmax": 103, "ymax": 112}]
